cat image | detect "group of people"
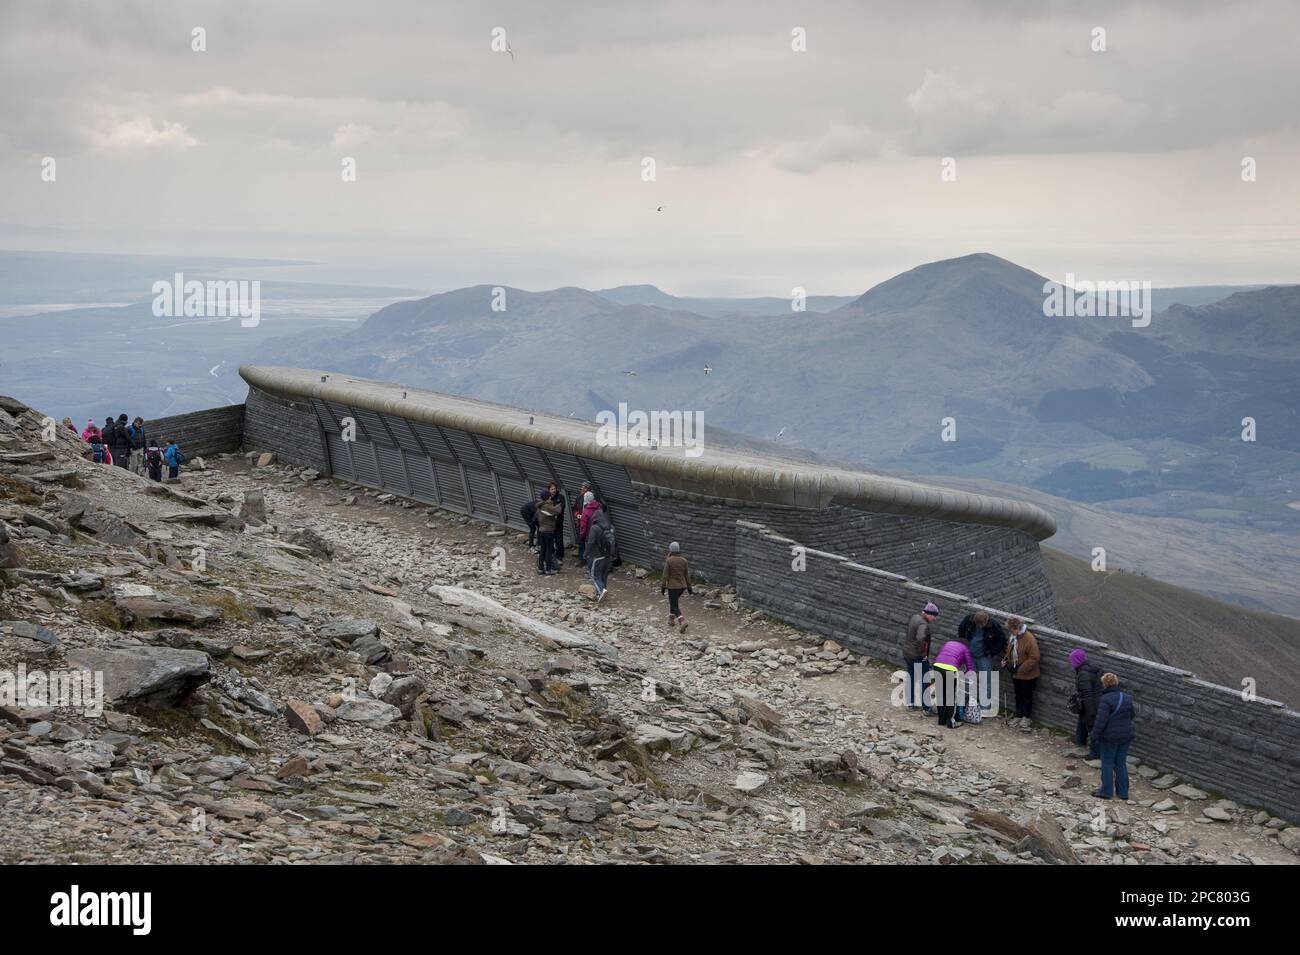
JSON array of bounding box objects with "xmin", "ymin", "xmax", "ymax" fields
[
  {"xmin": 902, "ymin": 602, "xmax": 1137, "ymax": 800},
  {"xmin": 521, "ymin": 478, "xmax": 693, "ymax": 628},
  {"xmin": 65, "ymin": 414, "xmax": 186, "ymax": 482}
]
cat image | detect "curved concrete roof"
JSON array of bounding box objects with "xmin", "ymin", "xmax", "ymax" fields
[{"xmin": 240, "ymin": 365, "xmax": 1057, "ymax": 540}]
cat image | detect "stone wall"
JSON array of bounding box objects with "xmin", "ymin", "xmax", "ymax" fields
[
  {"xmin": 145, "ymin": 404, "xmax": 245, "ymax": 459},
  {"xmin": 241, "ymin": 387, "xmax": 329, "ymax": 473},
  {"xmin": 733, "ymin": 520, "xmax": 1300, "ymax": 823}
]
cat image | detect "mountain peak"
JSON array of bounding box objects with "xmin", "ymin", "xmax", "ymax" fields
[{"xmin": 845, "ymin": 253, "xmax": 1050, "ymax": 314}]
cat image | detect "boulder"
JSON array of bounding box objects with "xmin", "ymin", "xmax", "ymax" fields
[
  {"xmin": 285, "ymin": 700, "xmax": 324, "ymax": 735},
  {"xmin": 318, "ymin": 619, "xmax": 379, "ymax": 645},
  {"xmin": 67, "ymin": 646, "xmax": 211, "ymax": 706},
  {"xmin": 237, "ymin": 490, "xmax": 267, "ymax": 525},
  {"xmin": 0, "ymin": 619, "xmax": 59, "ymax": 648},
  {"xmin": 114, "ymin": 595, "xmax": 221, "ymax": 627},
  {"xmin": 334, "ymin": 699, "xmax": 402, "ymax": 726}
]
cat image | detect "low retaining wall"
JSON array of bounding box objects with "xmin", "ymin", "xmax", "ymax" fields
[
  {"xmin": 145, "ymin": 404, "xmax": 244, "ymax": 458},
  {"xmin": 734, "ymin": 520, "xmax": 1300, "ymax": 823}
]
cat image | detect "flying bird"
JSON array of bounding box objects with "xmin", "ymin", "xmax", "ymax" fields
[
  {"xmin": 208, "ymin": 361, "xmax": 225, "ymax": 377},
  {"xmin": 703, "ymin": 364, "xmax": 713, "ymax": 375},
  {"xmin": 624, "ymin": 370, "xmax": 637, "ymax": 376},
  {"xmin": 776, "ymin": 428, "xmax": 786, "ymax": 440},
  {"xmin": 656, "ymin": 205, "xmax": 664, "ymax": 212},
  {"xmin": 506, "ymin": 41, "xmax": 514, "ymax": 60}
]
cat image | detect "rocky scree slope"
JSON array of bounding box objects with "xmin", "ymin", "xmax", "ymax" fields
[{"xmin": 0, "ymin": 395, "xmax": 1297, "ymax": 865}]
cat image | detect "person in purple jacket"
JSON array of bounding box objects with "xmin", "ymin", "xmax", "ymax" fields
[{"xmin": 932, "ymin": 639, "xmax": 975, "ymax": 729}]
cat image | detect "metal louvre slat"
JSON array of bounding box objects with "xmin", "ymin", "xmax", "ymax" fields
[
  {"xmin": 474, "ymin": 435, "xmax": 521, "ymax": 476},
  {"xmin": 505, "ymin": 441, "xmax": 553, "ymax": 484},
  {"xmin": 578, "ymin": 457, "xmax": 637, "ymax": 504},
  {"xmin": 540, "ymin": 450, "xmax": 590, "ymax": 502},
  {"xmin": 410, "ymin": 422, "xmax": 456, "ymax": 461},
  {"xmin": 440, "ymin": 427, "xmax": 487, "ymax": 468},
  {"xmin": 465, "ymin": 467, "xmax": 501, "ymax": 521},
  {"xmin": 435, "ymin": 461, "xmax": 466, "ymax": 511},
  {"xmin": 498, "ymin": 476, "xmax": 533, "ymax": 531},
  {"xmin": 323, "ymin": 401, "xmax": 354, "ymax": 434},
  {"xmin": 353, "ymin": 409, "xmax": 395, "ymax": 447},
  {"xmin": 313, "ymin": 399, "xmax": 341, "ymax": 435},
  {"xmin": 384, "ymin": 414, "xmax": 426, "ymax": 453},
  {"xmin": 350, "ymin": 439, "xmax": 380, "ymax": 487},
  {"xmin": 326, "ymin": 434, "xmax": 355, "ymax": 479},
  {"xmin": 375, "ymin": 445, "xmax": 408, "ymax": 493},
  {"xmin": 406, "ymin": 452, "xmax": 438, "ymax": 503}
]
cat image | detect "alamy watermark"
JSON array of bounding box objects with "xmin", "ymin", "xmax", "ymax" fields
[
  {"xmin": 152, "ymin": 271, "xmax": 261, "ymax": 327},
  {"xmin": 1, "ymin": 664, "xmax": 104, "ymax": 717},
  {"xmin": 1042, "ymin": 273, "xmax": 1151, "ymax": 328},
  {"xmin": 595, "ymin": 402, "xmax": 704, "ymax": 458}
]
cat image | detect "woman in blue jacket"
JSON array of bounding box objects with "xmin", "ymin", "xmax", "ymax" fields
[{"xmin": 1090, "ymin": 672, "xmax": 1136, "ymax": 800}]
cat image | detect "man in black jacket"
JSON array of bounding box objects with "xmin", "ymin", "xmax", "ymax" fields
[
  {"xmin": 958, "ymin": 610, "xmax": 1006, "ymax": 713},
  {"xmin": 1070, "ymin": 648, "xmax": 1103, "ymax": 758},
  {"xmin": 108, "ymin": 413, "xmax": 132, "ymax": 469}
]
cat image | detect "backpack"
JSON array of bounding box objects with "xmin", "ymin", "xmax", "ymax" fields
[
  {"xmin": 146, "ymin": 447, "xmax": 163, "ymax": 469},
  {"xmin": 605, "ymin": 525, "xmax": 621, "ymax": 567},
  {"xmin": 173, "ymin": 447, "xmax": 188, "ymax": 465},
  {"xmin": 91, "ymin": 442, "xmax": 107, "ymax": 464}
]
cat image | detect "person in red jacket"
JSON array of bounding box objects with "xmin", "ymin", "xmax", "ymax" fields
[{"xmin": 574, "ymin": 481, "xmax": 593, "ymax": 564}]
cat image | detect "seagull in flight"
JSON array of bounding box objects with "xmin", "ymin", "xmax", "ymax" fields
[
  {"xmin": 656, "ymin": 205, "xmax": 664, "ymax": 212},
  {"xmin": 208, "ymin": 360, "xmax": 225, "ymax": 378},
  {"xmin": 776, "ymin": 428, "xmax": 786, "ymax": 440},
  {"xmin": 703, "ymin": 364, "xmax": 713, "ymax": 375},
  {"xmin": 624, "ymin": 370, "xmax": 637, "ymax": 376},
  {"xmin": 506, "ymin": 40, "xmax": 514, "ymax": 60}
]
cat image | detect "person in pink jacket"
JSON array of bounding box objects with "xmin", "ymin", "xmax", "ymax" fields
[{"xmin": 933, "ymin": 640, "xmax": 975, "ymax": 729}]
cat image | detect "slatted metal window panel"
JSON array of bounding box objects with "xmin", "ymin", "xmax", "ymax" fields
[
  {"xmin": 498, "ymin": 476, "xmax": 534, "ymax": 531},
  {"xmin": 312, "ymin": 399, "xmax": 342, "ymax": 435},
  {"xmin": 505, "ymin": 441, "xmax": 553, "ymax": 485},
  {"xmin": 375, "ymin": 445, "xmax": 409, "ymax": 494},
  {"xmin": 474, "ymin": 434, "xmax": 521, "ymax": 477},
  {"xmin": 434, "ymin": 460, "xmax": 466, "ymax": 512},
  {"xmin": 465, "ymin": 467, "xmax": 501, "ymax": 521},
  {"xmin": 322, "ymin": 400, "xmax": 355, "ymax": 435},
  {"xmin": 410, "ymin": 421, "xmax": 456, "ymax": 462},
  {"xmin": 325, "ymin": 434, "xmax": 356, "ymax": 480},
  {"xmin": 610, "ymin": 510, "xmax": 654, "ymax": 567},
  {"xmin": 440, "ymin": 427, "xmax": 487, "ymax": 468},
  {"xmin": 578, "ymin": 457, "xmax": 638, "ymax": 505},
  {"xmin": 351, "ymin": 440, "xmax": 381, "ymax": 487},
  {"xmin": 406, "ymin": 453, "xmax": 439, "ymax": 504},
  {"xmin": 383, "ymin": 414, "xmax": 426, "ymax": 454},
  {"xmin": 353, "ymin": 408, "xmax": 396, "ymax": 447}
]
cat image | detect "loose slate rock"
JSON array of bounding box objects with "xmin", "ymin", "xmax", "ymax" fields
[
  {"xmin": 67, "ymin": 646, "xmax": 211, "ymax": 706},
  {"xmin": 0, "ymin": 620, "xmax": 59, "ymax": 648}
]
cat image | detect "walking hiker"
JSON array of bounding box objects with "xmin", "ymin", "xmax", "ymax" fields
[
  {"xmin": 1070, "ymin": 648, "xmax": 1103, "ymax": 759},
  {"xmin": 127, "ymin": 417, "xmax": 148, "ymax": 476},
  {"xmin": 932, "ymin": 639, "xmax": 975, "ymax": 729},
  {"xmin": 574, "ymin": 481, "xmax": 594, "ymax": 564},
  {"xmin": 958, "ymin": 610, "xmax": 1007, "ymax": 712},
  {"xmin": 163, "ymin": 438, "xmax": 186, "ymax": 480},
  {"xmin": 535, "ymin": 491, "xmax": 561, "ymax": 575},
  {"xmin": 109, "ymin": 413, "xmax": 132, "ymax": 469},
  {"xmin": 585, "ymin": 503, "xmax": 614, "ymax": 602},
  {"xmin": 661, "ymin": 541, "xmax": 693, "ymax": 633},
  {"xmin": 1091, "ymin": 673, "xmax": 1136, "ymax": 800},
  {"xmin": 901, "ymin": 602, "xmax": 939, "ymax": 713},
  {"xmin": 144, "ymin": 442, "xmax": 165, "ymax": 482},
  {"xmin": 1000, "ymin": 616, "xmax": 1041, "ymax": 724}
]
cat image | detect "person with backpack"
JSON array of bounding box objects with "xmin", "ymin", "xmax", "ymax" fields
[
  {"xmin": 535, "ymin": 491, "xmax": 561, "ymax": 575},
  {"xmin": 81, "ymin": 419, "xmax": 98, "ymax": 442},
  {"xmin": 1090, "ymin": 672, "xmax": 1136, "ymax": 800},
  {"xmin": 585, "ymin": 503, "xmax": 614, "ymax": 603},
  {"xmin": 127, "ymin": 416, "xmax": 148, "ymax": 476},
  {"xmin": 932, "ymin": 639, "xmax": 976, "ymax": 729},
  {"xmin": 1000, "ymin": 616, "xmax": 1041, "ymax": 725},
  {"xmin": 144, "ymin": 442, "xmax": 165, "ymax": 482},
  {"xmin": 901, "ymin": 603, "xmax": 938, "ymax": 713},
  {"xmin": 958, "ymin": 610, "xmax": 1007, "ymax": 713},
  {"xmin": 163, "ymin": 438, "xmax": 186, "ymax": 480},
  {"xmin": 1069, "ymin": 649, "xmax": 1103, "ymax": 759},
  {"xmin": 661, "ymin": 541, "xmax": 694, "ymax": 632},
  {"xmin": 87, "ymin": 428, "xmax": 110, "ymax": 465},
  {"xmin": 108, "ymin": 413, "xmax": 132, "ymax": 469}
]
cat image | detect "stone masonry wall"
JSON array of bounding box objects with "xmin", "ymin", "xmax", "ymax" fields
[
  {"xmin": 733, "ymin": 520, "xmax": 1300, "ymax": 823},
  {"xmin": 241, "ymin": 387, "xmax": 329, "ymax": 473},
  {"xmin": 146, "ymin": 404, "xmax": 245, "ymax": 459}
]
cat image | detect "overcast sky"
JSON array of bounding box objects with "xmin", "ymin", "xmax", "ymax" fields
[{"xmin": 2, "ymin": 0, "xmax": 1297, "ymax": 294}]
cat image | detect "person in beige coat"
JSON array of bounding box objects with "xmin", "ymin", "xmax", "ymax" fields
[
  {"xmin": 1000, "ymin": 615, "xmax": 1041, "ymax": 723},
  {"xmin": 661, "ymin": 542, "xmax": 694, "ymax": 633}
]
